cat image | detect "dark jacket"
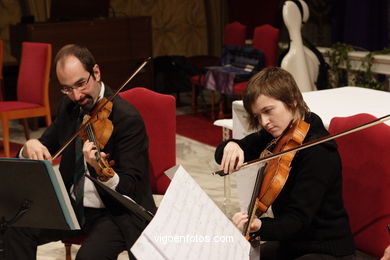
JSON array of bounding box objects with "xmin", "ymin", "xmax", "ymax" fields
[
  {"xmin": 39, "ymin": 86, "xmax": 156, "ymax": 248},
  {"xmin": 215, "ymin": 112, "xmax": 355, "ymax": 258}
]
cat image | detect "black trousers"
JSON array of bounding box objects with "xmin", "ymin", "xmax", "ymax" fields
[
  {"xmin": 260, "ymin": 241, "xmax": 356, "ymax": 260},
  {"xmin": 3, "ymin": 208, "xmax": 131, "ymax": 260}
]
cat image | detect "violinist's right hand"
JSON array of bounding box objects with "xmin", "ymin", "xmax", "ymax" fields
[
  {"xmin": 381, "ymin": 244, "xmax": 390, "ymax": 260},
  {"xmin": 232, "ymin": 212, "xmax": 261, "ymax": 233},
  {"xmin": 22, "ymin": 139, "xmax": 52, "ymax": 160},
  {"xmin": 221, "ymin": 141, "xmax": 244, "ymax": 174}
]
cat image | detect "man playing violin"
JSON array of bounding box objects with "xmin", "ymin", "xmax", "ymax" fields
[
  {"xmin": 4, "ymin": 44, "xmax": 156, "ymax": 259},
  {"xmin": 215, "ymin": 67, "xmax": 355, "ymax": 259}
]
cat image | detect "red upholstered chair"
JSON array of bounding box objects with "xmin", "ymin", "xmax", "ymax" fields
[
  {"xmin": 329, "ymin": 113, "xmax": 390, "ymax": 259},
  {"xmin": 211, "ymin": 24, "xmax": 279, "ymax": 120},
  {"xmin": 208, "ymin": 24, "xmax": 280, "ymax": 119},
  {"xmin": 0, "ymin": 42, "xmax": 52, "ymax": 157},
  {"xmin": 119, "ymin": 87, "xmax": 175, "ymax": 194},
  {"xmin": 191, "ymin": 22, "xmax": 247, "ymax": 114},
  {"xmin": 252, "ymin": 24, "xmax": 280, "ymax": 67},
  {"xmin": 224, "ymin": 21, "xmax": 247, "ymax": 47},
  {"xmin": 63, "ymin": 87, "xmax": 176, "ymax": 259}
]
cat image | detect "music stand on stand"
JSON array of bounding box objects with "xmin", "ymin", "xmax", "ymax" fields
[
  {"xmin": 0, "ymin": 158, "xmax": 80, "ymax": 259},
  {"xmin": 86, "ymin": 175, "xmax": 154, "ymax": 223}
]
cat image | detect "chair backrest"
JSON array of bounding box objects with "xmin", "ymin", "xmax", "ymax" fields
[
  {"xmin": 252, "ymin": 24, "xmax": 280, "ymax": 67},
  {"xmin": 224, "ymin": 21, "xmax": 247, "ymax": 47},
  {"xmin": 17, "ymin": 42, "xmax": 52, "ymax": 106},
  {"xmin": 119, "ymin": 87, "xmax": 175, "ymax": 195},
  {"xmin": 329, "ymin": 113, "xmax": 390, "ymax": 258}
]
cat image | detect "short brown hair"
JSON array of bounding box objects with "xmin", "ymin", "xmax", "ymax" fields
[
  {"xmin": 243, "ymin": 67, "xmax": 309, "ymax": 129},
  {"xmin": 54, "ymin": 44, "xmax": 96, "ymax": 76}
]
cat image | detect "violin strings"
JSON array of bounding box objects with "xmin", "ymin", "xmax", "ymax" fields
[{"xmin": 86, "ymin": 123, "xmax": 102, "ymax": 161}]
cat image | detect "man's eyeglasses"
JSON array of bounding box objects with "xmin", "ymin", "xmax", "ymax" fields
[{"xmin": 60, "ymin": 73, "xmax": 92, "ymax": 95}]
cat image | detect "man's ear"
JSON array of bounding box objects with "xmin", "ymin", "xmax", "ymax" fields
[{"xmin": 93, "ymin": 64, "xmax": 101, "ymax": 82}]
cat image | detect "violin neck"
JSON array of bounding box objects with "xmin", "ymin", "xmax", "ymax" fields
[{"xmin": 85, "ymin": 124, "xmax": 102, "ymax": 160}]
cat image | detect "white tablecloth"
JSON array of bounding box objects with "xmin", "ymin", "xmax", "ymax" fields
[{"xmin": 232, "ymin": 86, "xmax": 390, "ymax": 139}]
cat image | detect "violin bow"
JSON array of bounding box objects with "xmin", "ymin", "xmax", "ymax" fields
[
  {"xmin": 52, "ymin": 57, "xmax": 151, "ymax": 160},
  {"xmin": 213, "ymin": 114, "xmax": 390, "ymax": 176}
]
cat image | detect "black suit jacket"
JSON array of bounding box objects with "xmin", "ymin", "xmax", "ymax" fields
[{"xmin": 39, "ymin": 86, "xmax": 156, "ymax": 247}]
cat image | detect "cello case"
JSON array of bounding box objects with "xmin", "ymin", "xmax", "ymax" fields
[{"xmin": 279, "ymin": 0, "xmax": 328, "ymax": 91}]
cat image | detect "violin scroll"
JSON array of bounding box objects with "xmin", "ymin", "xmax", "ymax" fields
[{"xmin": 96, "ymin": 156, "xmax": 115, "ymax": 181}]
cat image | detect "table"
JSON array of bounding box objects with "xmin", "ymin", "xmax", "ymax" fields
[{"xmin": 232, "ymin": 86, "xmax": 390, "ymax": 139}]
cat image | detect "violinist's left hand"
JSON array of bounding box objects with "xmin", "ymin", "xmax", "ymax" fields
[
  {"xmin": 232, "ymin": 212, "xmax": 262, "ymax": 233},
  {"xmin": 83, "ymin": 140, "xmax": 114, "ymax": 175}
]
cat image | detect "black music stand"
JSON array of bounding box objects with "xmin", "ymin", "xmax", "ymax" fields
[
  {"xmin": 0, "ymin": 158, "xmax": 80, "ymax": 259},
  {"xmin": 86, "ymin": 175, "xmax": 154, "ymax": 223}
]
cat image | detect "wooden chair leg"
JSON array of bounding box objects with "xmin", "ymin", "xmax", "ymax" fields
[
  {"xmin": 64, "ymin": 243, "xmax": 72, "ymax": 260},
  {"xmin": 1, "ymin": 118, "xmax": 10, "ymax": 157},
  {"xmin": 218, "ymin": 95, "xmax": 226, "ymax": 119},
  {"xmin": 211, "ymin": 91, "xmax": 216, "ymax": 121},
  {"xmin": 20, "ymin": 118, "xmax": 30, "ymax": 140},
  {"xmin": 45, "ymin": 113, "xmax": 52, "ymax": 126},
  {"xmin": 31, "ymin": 118, "xmax": 39, "ymax": 131},
  {"xmin": 191, "ymin": 83, "xmax": 197, "ymax": 113}
]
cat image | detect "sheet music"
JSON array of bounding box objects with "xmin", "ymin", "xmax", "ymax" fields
[
  {"xmin": 234, "ymin": 162, "xmax": 274, "ymax": 219},
  {"xmin": 234, "ymin": 163, "xmax": 264, "ymax": 212},
  {"xmin": 234, "ymin": 163, "xmax": 269, "ymax": 260},
  {"xmin": 131, "ymin": 165, "xmax": 250, "ymax": 260},
  {"xmin": 44, "ymin": 160, "xmax": 81, "ymax": 230}
]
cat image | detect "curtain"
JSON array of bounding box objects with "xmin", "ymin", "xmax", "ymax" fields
[
  {"xmin": 203, "ymin": 0, "xmax": 228, "ymax": 57},
  {"xmin": 331, "ymin": 0, "xmax": 388, "ymax": 51}
]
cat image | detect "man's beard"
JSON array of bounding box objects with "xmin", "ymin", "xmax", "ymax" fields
[{"xmin": 78, "ymin": 95, "xmax": 95, "ymax": 113}]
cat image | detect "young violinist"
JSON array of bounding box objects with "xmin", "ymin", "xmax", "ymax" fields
[
  {"xmin": 4, "ymin": 44, "xmax": 156, "ymax": 260},
  {"xmin": 215, "ymin": 67, "xmax": 355, "ymax": 259}
]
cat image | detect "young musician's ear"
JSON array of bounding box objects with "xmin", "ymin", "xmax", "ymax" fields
[{"xmin": 292, "ymin": 101, "xmax": 300, "ymax": 120}]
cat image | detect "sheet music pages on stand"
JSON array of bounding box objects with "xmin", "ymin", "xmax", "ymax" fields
[
  {"xmin": 131, "ymin": 165, "xmax": 250, "ymax": 260},
  {"xmin": 42, "ymin": 159, "xmax": 80, "ymax": 230}
]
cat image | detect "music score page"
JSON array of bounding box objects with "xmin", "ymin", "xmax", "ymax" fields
[{"xmin": 131, "ymin": 165, "xmax": 250, "ymax": 260}]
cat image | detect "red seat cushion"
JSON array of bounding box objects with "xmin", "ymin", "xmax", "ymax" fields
[{"xmin": 0, "ymin": 101, "xmax": 41, "ymax": 111}]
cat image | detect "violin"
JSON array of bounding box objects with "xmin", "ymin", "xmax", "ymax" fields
[
  {"xmin": 79, "ymin": 98, "xmax": 115, "ymax": 181},
  {"xmin": 51, "ymin": 58, "xmax": 151, "ymax": 179},
  {"xmin": 242, "ymin": 119, "xmax": 310, "ymax": 246}
]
